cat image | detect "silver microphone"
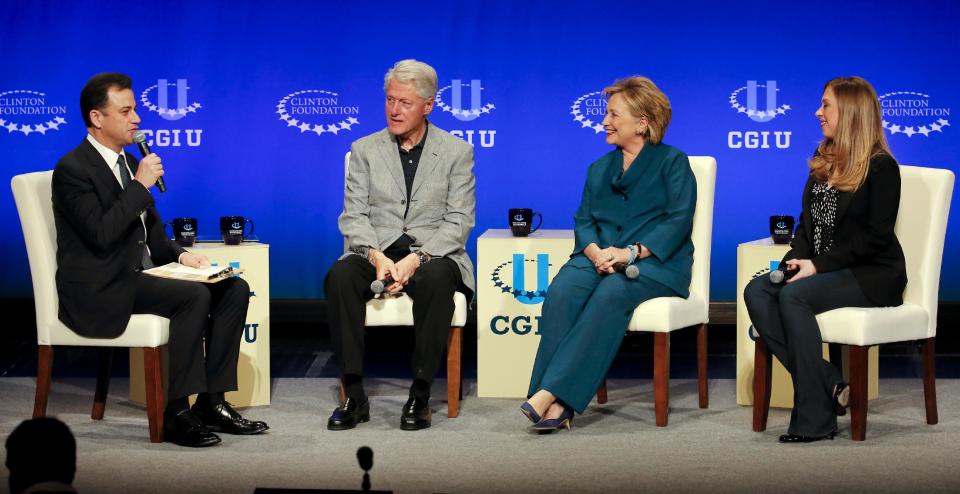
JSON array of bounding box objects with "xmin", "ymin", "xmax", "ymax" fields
[
  {"xmin": 613, "ymin": 262, "xmax": 640, "ymax": 280},
  {"xmin": 769, "ymin": 266, "xmax": 798, "ymax": 284},
  {"xmin": 769, "ymin": 269, "xmax": 785, "ymax": 284},
  {"xmin": 370, "ymin": 275, "xmax": 393, "ymax": 294}
]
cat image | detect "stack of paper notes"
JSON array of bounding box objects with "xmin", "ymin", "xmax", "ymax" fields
[{"xmin": 143, "ymin": 263, "xmax": 244, "ymax": 283}]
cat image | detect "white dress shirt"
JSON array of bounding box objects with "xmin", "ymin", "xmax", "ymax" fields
[{"xmin": 85, "ymin": 134, "xmax": 152, "ymax": 258}]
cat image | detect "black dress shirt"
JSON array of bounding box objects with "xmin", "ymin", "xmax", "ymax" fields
[{"xmin": 383, "ymin": 124, "xmax": 429, "ymax": 261}]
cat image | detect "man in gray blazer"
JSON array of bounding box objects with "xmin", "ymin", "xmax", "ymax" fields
[{"xmin": 325, "ymin": 59, "xmax": 476, "ymax": 431}]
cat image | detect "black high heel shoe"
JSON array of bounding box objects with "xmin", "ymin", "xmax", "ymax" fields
[
  {"xmin": 779, "ymin": 430, "xmax": 837, "ymax": 443},
  {"xmin": 833, "ymin": 382, "xmax": 850, "ymax": 416}
]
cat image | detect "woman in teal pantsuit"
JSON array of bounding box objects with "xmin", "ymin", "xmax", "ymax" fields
[{"xmin": 521, "ymin": 76, "xmax": 696, "ymax": 432}]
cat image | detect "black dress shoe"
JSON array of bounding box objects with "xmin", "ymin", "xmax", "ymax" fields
[
  {"xmin": 400, "ymin": 396, "xmax": 431, "ymax": 431},
  {"xmin": 328, "ymin": 397, "xmax": 370, "ymax": 431},
  {"xmin": 778, "ymin": 431, "xmax": 837, "ymax": 443},
  {"xmin": 192, "ymin": 400, "xmax": 269, "ymax": 435},
  {"xmin": 164, "ymin": 409, "xmax": 221, "ymax": 448},
  {"xmin": 833, "ymin": 382, "xmax": 850, "ymax": 416}
]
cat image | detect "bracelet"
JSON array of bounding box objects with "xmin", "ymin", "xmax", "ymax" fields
[{"xmin": 627, "ymin": 244, "xmax": 637, "ymax": 264}]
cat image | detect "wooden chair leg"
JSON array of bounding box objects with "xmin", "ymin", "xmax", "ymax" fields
[
  {"xmin": 653, "ymin": 332, "xmax": 670, "ymax": 427},
  {"xmin": 447, "ymin": 326, "xmax": 462, "ymax": 418},
  {"xmin": 143, "ymin": 347, "xmax": 165, "ymax": 443},
  {"xmin": 33, "ymin": 345, "xmax": 53, "ymax": 418},
  {"xmin": 752, "ymin": 336, "xmax": 772, "ymax": 432},
  {"xmin": 849, "ymin": 345, "xmax": 869, "ymax": 441},
  {"xmin": 697, "ymin": 323, "xmax": 708, "ymax": 409},
  {"xmin": 920, "ymin": 337, "xmax": 938, "ymax": 425},
  {"xmin": 596, "ymin": 379, "xmax": 608, "ymax": 404},
  {"xmin": 92, "ymin": 348, "xmax": 113, "ymax": 420}
]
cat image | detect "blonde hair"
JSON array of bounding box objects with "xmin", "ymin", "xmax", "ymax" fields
[
  {"xmin": 809, "ymin": 77, "xmax": 892, "ymax": 192},
  {"xmin": 383, "ymin": 59, "xmax": 437, "ymax": 101},
  {"xmin": 602, "ymin": 76, "xmax": 672, "ymax": 144}
]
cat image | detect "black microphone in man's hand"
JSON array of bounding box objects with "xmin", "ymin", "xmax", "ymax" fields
[
  {"xmin": 370, "ymin": 275, "xmax": 394, "ymax": 294},
  {"xmin": 769, "ymin": 266, "xmax": 799, "ymax": 284},
  {"xmin": 132, "ymin": 131, "xmax": 165, "ymax": 192}
]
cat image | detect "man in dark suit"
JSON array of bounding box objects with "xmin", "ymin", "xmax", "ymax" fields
[{"xmin": 52, "ymin": 73, "xmax": 268, "ymax": 447}]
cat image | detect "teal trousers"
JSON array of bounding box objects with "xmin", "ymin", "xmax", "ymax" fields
[{"xmin": 527, "ymin": 259, "xmax": 678, "ymax": 413}]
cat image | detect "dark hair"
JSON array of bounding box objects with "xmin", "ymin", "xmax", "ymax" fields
[
  {"xmin": 80, "ymin": 72, "xmax": 133, "ymax": 128},
  {"xmin": 5, "ymin": 417, "xmax": 76, "ymax": 493}
]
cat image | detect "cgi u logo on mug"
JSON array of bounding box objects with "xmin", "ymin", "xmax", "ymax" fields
[{"xmin": 165, "ymin": 217, "xmax": 197, "ymax": 247}]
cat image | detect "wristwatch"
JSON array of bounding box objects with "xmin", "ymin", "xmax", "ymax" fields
[{"xmin": 416, "ymin": 250, "xmax": 430, "ymax": 266}]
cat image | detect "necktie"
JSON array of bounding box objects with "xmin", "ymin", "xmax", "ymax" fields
[
  {"xmin": 118, "ymin": 154, "xmax": 154, "ymax": 269},
  {"xmin": 117, "ymin": 154, "xmax": 131, "ymax": 189}
]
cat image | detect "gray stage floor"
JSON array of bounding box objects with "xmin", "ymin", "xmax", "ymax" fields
[{"xmin": 1, "ymin": 377, "xmax": 958, "ymax": 493}]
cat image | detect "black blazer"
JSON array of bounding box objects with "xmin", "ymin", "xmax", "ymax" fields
[
  {"xmin": 781, "ymin": 152, "xmax": 907, "ymax": 307},
  {"xmin": 52, "ymin": 138, "xmax": 184, "ymax": 337}
]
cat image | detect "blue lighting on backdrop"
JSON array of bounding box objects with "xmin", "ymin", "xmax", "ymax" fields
[{"xmin": 1, "ymin": 0, "xmax": 958, "ymax": 300}]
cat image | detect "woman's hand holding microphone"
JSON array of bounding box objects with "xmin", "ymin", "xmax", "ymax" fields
[{"xmin": 585, "ymin": 243, "xmax": 651, "ymax": 274}]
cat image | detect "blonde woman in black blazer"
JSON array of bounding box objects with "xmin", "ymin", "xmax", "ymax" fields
[{"xmin": 744, "ymin": 77, "xmax": 906, "ymax": 443}]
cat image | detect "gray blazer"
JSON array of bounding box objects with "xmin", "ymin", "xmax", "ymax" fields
[{"xmin": 339, "ymin": 124, "xmax": 476, "ymax": 293}]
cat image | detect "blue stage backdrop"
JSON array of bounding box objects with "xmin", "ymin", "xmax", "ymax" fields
[{"xmin": 1, "ymin": 1, "xmax": 958, "ymax": 301}]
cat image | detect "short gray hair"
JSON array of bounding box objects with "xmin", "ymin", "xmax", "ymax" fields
[{"xmin": 383, "ymin": 59, "xmax": 437, "ymax": 101}]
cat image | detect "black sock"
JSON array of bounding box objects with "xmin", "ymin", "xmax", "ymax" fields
[
  {"xmin": 343, "ymin": 374, "xmax": 366, "ymax": 402},
  {"xmin": 197, "ymin": 391, "xmax": 225, "ymax": 407},
  {"xmin": 164, "ymin": 397, "xmax": 189, "ymax": 418},
  {"xmin": 409, "ymin": 378, "xmax": 431, "ymax": 400}
]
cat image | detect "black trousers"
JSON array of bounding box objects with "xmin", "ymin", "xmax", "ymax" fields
[
  {"xmin": 133, "ymin": 274, "xmax": 249, "ymax": 401},
  {"xmin": 743, "ymin": 268, "xmax": 874, "ymax": 436},
  {"xmin": 324, "ymin": 255, "xmax": 468, "ymax": 393}
]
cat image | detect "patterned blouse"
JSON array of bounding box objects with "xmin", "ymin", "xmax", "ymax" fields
[{"xmin": 810, "ymin": 181, "xmax": 839, "ymax": 255}]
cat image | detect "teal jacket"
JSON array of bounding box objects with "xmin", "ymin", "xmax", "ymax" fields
[{"xmin": 570, "ymin": 143, "xmax": 697, "ymax": 297}]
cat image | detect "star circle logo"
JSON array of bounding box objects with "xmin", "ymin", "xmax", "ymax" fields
[
  {"xmin": 276, "ymin": 90, "xmax": 360, "ymax": 136},
  {"xmin": 570, "ymin": 91, "xmax": 606, "ymax": 134},
  {"xmin": 729, "ymin": 81, "xmax": 790, "ymax": 122},
  {"xmin": 0, "ymin": 89, "xmax": 68, "ymax": 136},
  {"xmin": 879, "ymin": 91, "xmax": 951, "ymax": 138},
  {"xmin": 139, "ymin": 79, "xmax": 202, "ymax": 121},
  {"xmin": 435, "ymin": 80, "xmax": 495, "ymax": 122},
  {"xmin": 491, "ymin": 255, "xmax": 552, "ymax": 305}
]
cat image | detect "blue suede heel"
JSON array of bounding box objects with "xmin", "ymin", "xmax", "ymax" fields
[
  {"xmin": 531, "ymin": 406, "xmax": 574, "ymax": 432},
  {"xmin": 520, "ymin": 402, "xmax": 542, "ymax": 423}
]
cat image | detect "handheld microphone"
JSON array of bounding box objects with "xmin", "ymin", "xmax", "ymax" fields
[
  {"xmin": 132, "ymin": 131, "xmax": 166, "ymax": 193},
  {"xmin": 370, "ymin": 275, "xmax": 394, "ymax": 294},
  {"xmin": 612, "ymin": 263, "xmax": 640, "ymax": 280},
  {"xmin": 769, "ymin": 266, "xmax": 799, "ymax": 284}
]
